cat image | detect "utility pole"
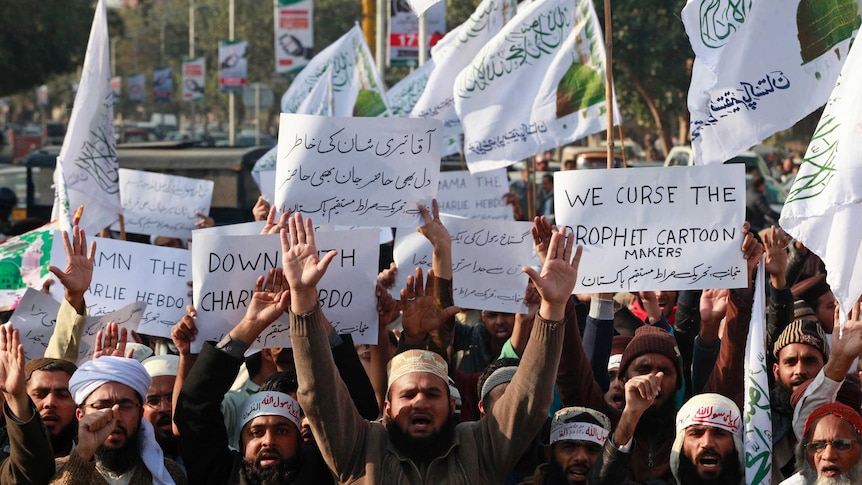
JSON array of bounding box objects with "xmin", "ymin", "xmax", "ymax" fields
[
  {"xmin": 229, "ymin": 0, "xmax": 236, "ymax": 146},
  {"xmin": 189, "ymin": 0, "xmax": 196, "ymax": 135}
]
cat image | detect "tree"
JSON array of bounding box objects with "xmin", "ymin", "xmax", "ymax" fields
[
  {"xmin": 0, "ymin": 0, "xmax": 99, "ymax": 96},
  {"xmin": 597, "ymin": 0, "xmax": 693, "ymax": 155}
]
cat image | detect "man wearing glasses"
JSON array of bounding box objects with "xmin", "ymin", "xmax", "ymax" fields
[
  {"xmin": 142, "ymin": 355, "xmax": 182, "ymax": 465},
  {"xmin": 783, "ymin": 402, "xmax": 862, "ymax": 485},
  {"xmin": 50, "ymin": 356, "xmax": 186, "ymax": 485}
]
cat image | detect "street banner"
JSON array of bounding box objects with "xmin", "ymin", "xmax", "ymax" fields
[
  {"xmin": 554, "ymin": 164, "xmax": 747, "ymax": 293},
  {"xmin": 683, "ymin": 0, "xmax": 860, "ymax": 165},
  {"xmin": 110, "ymin": 76, "xmax": 121, "ymax": 104},
  {"xmin": 454, "ymin": 0, "xmax": 619, "ymax": 173},
  {"xmin": 52, "ymin": 0, "xmax": 122, "ymax": 234},
  {"xmin": 275, "ymin": 0, "xmax": 313, "ymax": 73},
  {"xmin": 153, "ymin": 67, "xmax": 173, "ymax": 102},
  {"xmin": 281, "ymin": 25, "xmax": 390, "ymax": 117},
  {"xmin": 182, "ymin": 57, "xmax": 206, "ymax": 101},
  {"xmin": 219, "ymin": 40, "xmax": 248, "ymax": 92},
  {"xmin": 128, "ymin": 73, "xmax": 145, "ymax": 104},
  {"xmin": 274, "ymin": 113, "xmax": 441, "ymax": 227},
  {"xmin": 388, "ymin": 0, "xmax": 445, "ymax": 65},
  {"xmin": 780, "ymin": 37, "xmax": 862, "ymax": 331}
]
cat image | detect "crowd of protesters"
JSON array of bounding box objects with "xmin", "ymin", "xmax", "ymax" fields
[{"xmin": 0, "ymin": 180, "xmax": 859, "ymax": 485}]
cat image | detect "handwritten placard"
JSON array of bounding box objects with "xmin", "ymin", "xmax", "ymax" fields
[
  {"xmin": 393, "ymin": 216, "xmax": 534, "ymax": 313},
  {"xmin": 554, "ymin": 164, "xmax": 746, "ymax": 292},
  {"xmin": 50, "ymin": 234, "xmax": 191, "ymax": 338},
  {"xmin": 9, "ymin": 289, "xmax": 145, "ymax": 364},
  {"xmin": 112, "ymin": 169, "xmax": 214, "ymax": 239},
  {"xmin": 274, "ymin": 113, "xmax": 442, "ymax": 226},
  {"xmin": 437, "ymin": 169, "xmax": 513, "ymax": 220},
  {"xmin": 191, "ymin": 230, "xmax": 379, "ymax": 350}
]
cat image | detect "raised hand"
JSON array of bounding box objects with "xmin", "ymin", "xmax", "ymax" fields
[
  {"xmin": 530, "ymin": 216, "xmax": 554, "ymax": 265},
  {"xmin": 93, "ymin": 322, "xmax": 130, "ymax": 359},
  {"xmin": 242, "ymin": 268, "xmax": 290, "ymax": 328},
  {"xmin": 699, "ymin": 288, "xmax": 729, "ymax": 343},
  {"xmin": 825, "ymin": 301, "xmax": 862, "ymax": 381},
  {"xmin": 0, "ymin": 325, "xmax": 25, "ymax": 399},
  {"xmin": 740, "ymin": 222, "xmax": 764, "ymax": 285},
  {"xmin": 171, "ymin": 305, "xmax": 199, "ymax": 356},
  {"xmin": 400, "ymin": 267, "xmax": 460, "ymax": 344},
  {"xmin": 48, "ymin": 223, "xmax": 96, "ymax": 313},
  {"xmin": 194, "ymin": 212, "xmax": 215, "ymax": 228},
  {"xmin": 522, "ymin": 228, "xmax": 582, "ymax": 321},
  {"xmin": 252, "ymin": 196, "xmax": 272, "ymax": 222},
  {"xmin": 417, "ymin": 199, "xmax": 452, "ymax": 280},
  {"xmin": 281, "ymin": 213, "xmax": 336, "ymax": 294},
  {"xmin": 376, "ymin": 283, "xmax": 400, "ymax": 327},
  {"xmin": 376, "ymin": 262, "xmax": 398, "ymax": 291},
  {"xmin": 623, "ymin": 372, "xmax": 664, "ymax": 415},
  {"xmin": 763, "ymin": 225, "xmax": 791, "ymax": 288},
  {"xmin": 261, "ymin": 204, "xmax": 292, "ymax": 235}
]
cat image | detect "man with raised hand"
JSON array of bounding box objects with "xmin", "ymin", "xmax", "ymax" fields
[
  {"xmin": 0, "ymin": 324, "xmax": 57, "ymax": 484},
  {"xmin": 285, "ymin": 212, "xmax": 580, "ymax": 483}
]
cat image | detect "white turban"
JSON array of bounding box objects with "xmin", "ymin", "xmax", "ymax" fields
[
  {"xmin": 69, "ymin": 357, "xmax": 175, "ymax": 485},
  {"xmin": 142, "ymin": 355, "xmax": 180, "ymax": 378}
]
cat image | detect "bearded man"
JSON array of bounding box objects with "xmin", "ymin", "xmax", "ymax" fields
[{"xmin": 782, "ymin": 402, "xmax": 862, "ymax": 485}]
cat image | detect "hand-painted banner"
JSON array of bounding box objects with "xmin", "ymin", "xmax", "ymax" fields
[
  {"xmin": 191, "ymin": 230, "xmax": 378, "ymax": 350},
  {"xmin": 554, "ymin": 164, "xmax": 746, "ymax": 292},
  {"xmin": 182, "ymin": 58, "xmax": 206, "ymax": 101},
  {"xmin": 49, "ymin": 234, "xmax": 191, "ymax": 337},
  {"xmin": 411, "ymin": 0, "xmax": 516, "ymax": 141},
  {"xmin": 393, "ymin": 216, "xmax": 532, "ymax": 313},
  {"xmin": 153, "ymin": 67, "xmax": 173, "ymax": 102},
  {"xmin": 684, "ymin": 0, "xmax": 860, "ymax": 165},
  {"xmin": 437, "ymin": 169, "xmax": 512, "ymax": 220},
  {"xmin": 275, "ymin": 0, "xmax": 313, "ymax": 73},
  {"xmin": 113, "ymin": 169, "xmax": 213, "ymax": 239},
  {"xmin": 274, "ymin": 113, "xmax": 441, "ymax": 227},
  {"xmin": 281, "ymin": 25, "xmax": 389, "ymax": 117},
  {"xmin": 219, "ymin": 40, "xmax": 248, "ymax": 92},
  {"xmin": 52, "ymin": 0, "xmax": 121, "ymax": 234},
  {"xmin": 127, "ymin": 73, "xmax": 145, "ymax": 104},
  {"xmin": 780, "ymin": 36, "xmax": 862, "ymax": 330},
  {"xmin": 8, "ymin": 289, "xmax": 144, "ymax": 364},
  {"xmin": 0, "ymin": 224, "xmax": 55, "ymax": 311},
  {"xmin": 454, "ymin": 0, "xmax": 618, "ymax": 173}
]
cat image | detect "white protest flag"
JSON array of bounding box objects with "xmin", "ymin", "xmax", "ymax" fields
[
  {"xmin": 281, "ymin": 25, "xmax": 390, "ymax": 117},
  {"xmin": 389, "ymin": 59, "xmax": 435, "ymax": 117},
  {"xmin": 683, "ymin": 1, "xmax": 861, "ymax": 165},
  {"xmin": 454, "ymin": 0, "xmax": 618, "ymax": 173},
  {"xmin": 743, "ymin": 257, "xmax": 771, "ymax": 485},
  {"xmin": 411, "ymin": 0, "xmax": 516, "ymax": 140},
  {"xmin": 52, "ymin": 0, "xmax": 121, "ymax": 234},
  {"xmin": 780, "ymin": 37, "xmax": 862, "ymax": 329},
  {"xmin": 296, "ymin": 68, "xmax": 333, "ymax": 116}
]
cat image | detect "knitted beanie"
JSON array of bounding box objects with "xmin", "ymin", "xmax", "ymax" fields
[
  {"xmin": 773, "ymin": 318, "xmax": 829, "ymax": 361},
  {"xmin": 618, "ymin": 325, "xmax": 683, "ymax": 390}
]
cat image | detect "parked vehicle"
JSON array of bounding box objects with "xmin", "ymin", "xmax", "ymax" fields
[{"xmin": 43, "ymin": 122, "xmax": 66, "ymax": 146}]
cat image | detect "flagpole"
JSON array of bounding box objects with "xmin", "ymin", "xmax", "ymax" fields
[{"xmin": 603, "ymin": 0, "xmax": 614, "ymax": 169}]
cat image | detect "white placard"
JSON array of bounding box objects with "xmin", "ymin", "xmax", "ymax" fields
[
  {"xmin": 114, "ymin": 169, "xmax": 214, "ymax": 239},
  {"xmin": 9, "ymin": 289, "xmax": 145, "ymax": 364},
  {"xmin": 393, "ymin": 217, "xmax": 533, "ymax": 313},
  {"xmin": 50, "ymin": 234, "xmax": 192, "ymax": 338},
  {"xmin": 554, "ymin": 165, "xmax": 747, "ymax": 292},
  {"xmin": 192, "ymin": 231, "xmax": 378, "ymax": 351},
  {"xmin": 437, "ymin": 169, "xmax": 512, "ymax": 220},
  {"xmin": 274, "ymin": 113, "xmax": 442, "ymax": 227}
]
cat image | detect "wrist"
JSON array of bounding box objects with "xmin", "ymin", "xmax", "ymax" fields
[
  {"xmin": 65, "ymin": 292, "xmax": 86, "ymax": 313},
  {"xmin": 539, "ymin": 301, "xmax": 564, "ymax": 321},
  {"xmin": 770, "ymin": 274, "xmax": 787, "ymax": 289},
  {"xmin": 401, "ymin": 331, "xmax": 427, "ymax": 345},
  {"xmin": 290, "ymin": 288, "xmax": 319, "ymax": 314}
]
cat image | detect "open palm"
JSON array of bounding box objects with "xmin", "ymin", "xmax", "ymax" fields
[{"xmin": 281, "ymin": 214, "xmax": 336, "ymax": 291}]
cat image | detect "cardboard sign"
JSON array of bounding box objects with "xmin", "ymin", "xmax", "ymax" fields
[
  {"xmin": 50, "ymin": 234, "xmax": 191, "ymax": 338},
  {"xmin": 554, "ymin": 164, "xmax": 747, "ymax": 292},
  {"xmin": 274, "ymin": 113, "xmax": 442, "ymax": 227},
  {"xmin": 394, "ymin": 216, "xmax": 534, "ymax": 313},
  {"xmin": 115, "ymin": 169, "xmax": 214, "ymax": 239},
  {"xmin": 192, "ymin": 230, "xmax": 379, "ymax": 350}
]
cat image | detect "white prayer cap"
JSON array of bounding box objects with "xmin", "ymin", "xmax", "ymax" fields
[
  {"xmin": 69, "ymin": 356, "xmax": 151, "ymax": 405},
  {"xmin": 387, "ymin": 350, "xmax": 448, "ymax": 391},
  {"xmin": 142, "ymin": 355, "xmax": 180, "ymax": 378},
  {"xmin": 238, "ymin": 391, "xmax": 302, "ymax": 433},
  {"xmin": 126, "ymin": 343, "xmax": 155, "ymax": 362}
]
